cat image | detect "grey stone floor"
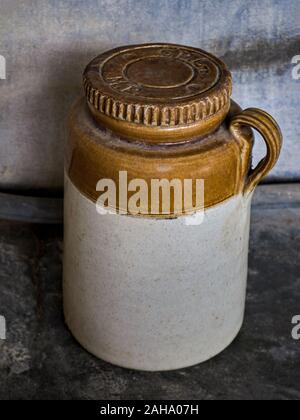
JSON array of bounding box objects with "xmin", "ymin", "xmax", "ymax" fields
[{"xmin": 0, "ymin": 185, "xmax": 300, "ymax": 400}]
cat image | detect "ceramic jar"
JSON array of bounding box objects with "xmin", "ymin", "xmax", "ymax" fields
[{"xmin": 64, "ymin": 43, "xmax": 282, "ymax": 371}]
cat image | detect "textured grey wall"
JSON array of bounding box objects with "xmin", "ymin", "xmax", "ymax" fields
[{"xmin": 0, "ymin": 0, "xmax": 299, "ymax": 191}]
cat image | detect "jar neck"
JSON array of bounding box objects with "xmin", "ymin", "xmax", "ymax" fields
[{"xmin": 87, "ymin": 101, "xmax": 230, "ymax": 144}]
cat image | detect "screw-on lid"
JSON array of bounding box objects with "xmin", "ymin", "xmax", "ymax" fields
[{"xmin": 83, "ymin": 43, "xmax": 232, "ymax": 142}]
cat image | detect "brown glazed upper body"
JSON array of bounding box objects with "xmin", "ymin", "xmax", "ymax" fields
[{"xmin": 65, "ymin": 43, "xmax": 282, "ymax": 217}]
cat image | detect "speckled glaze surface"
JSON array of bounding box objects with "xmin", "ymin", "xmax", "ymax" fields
[{"xmin": 64, "ymin": 174, "xmax": 253, "ymax": 371}]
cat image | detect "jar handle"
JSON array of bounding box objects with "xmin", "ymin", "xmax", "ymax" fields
[{"xmin": 229, "ymin": 108, "xmax": 282, "ymax": 195}]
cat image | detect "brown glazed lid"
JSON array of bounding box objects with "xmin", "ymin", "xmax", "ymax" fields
[{"xmin": 83, "ymin": 43, "xmax": 232, "ymax": 142}]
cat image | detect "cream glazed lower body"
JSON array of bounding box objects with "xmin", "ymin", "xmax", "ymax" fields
[{"xmin": 63, "ymin": 174, "xmax": 253, "ymax": 371}]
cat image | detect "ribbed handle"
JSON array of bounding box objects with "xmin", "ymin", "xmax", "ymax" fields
[{"xmin": 229, "ymin": 108, "xmax": 283, "ymax": 194}]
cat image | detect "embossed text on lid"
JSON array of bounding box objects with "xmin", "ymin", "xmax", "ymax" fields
[{"xmin": 83, "ymin": 43, "xmax": 232, "ymax": 131}]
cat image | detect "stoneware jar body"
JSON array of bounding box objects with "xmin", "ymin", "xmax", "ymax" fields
[{"xmin": 64, "ymin": 44, "xmax": 282, "ymax": 371}]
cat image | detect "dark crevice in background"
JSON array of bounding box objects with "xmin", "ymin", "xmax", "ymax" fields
[
  {"xmin": 219, "ymin": 35, "xmax": 300, "ymax": 75},
  {"xmin": 0, "ymin": 181, "xmax": 299, "ymax": 225},
  {"xmin": 1, "ymin": 177, "xmax": 300, "ymax": 200}
]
